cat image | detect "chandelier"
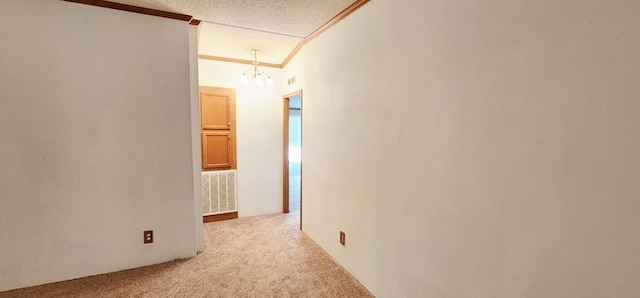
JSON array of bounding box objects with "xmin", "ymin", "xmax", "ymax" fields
[{"xmin": 239, "ymin": 50, "xmax": 274, "ymax": 87}]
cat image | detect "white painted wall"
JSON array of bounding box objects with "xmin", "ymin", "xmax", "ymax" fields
[
  {"xmin": 198, "ymin": 60, "xmax": 283, "ymax": 217},
  {"xmin": 189, "ymin": 26, "xmax": 205, "ymax": 254},
  {"xmin": 284, "ymin": 1, "xmax": 640, "ymax": 297},
  {"xmin": 0, "ymin": 0, "xmax": 199, "ymax": 292}
]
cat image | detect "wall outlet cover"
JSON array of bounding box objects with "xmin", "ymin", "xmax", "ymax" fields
[{"xmin": 144, "ymin": 230, "xmax": 153, "ymax": 244}]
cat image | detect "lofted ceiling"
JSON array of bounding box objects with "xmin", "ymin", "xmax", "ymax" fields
[{"xmin": 109, "ymin": 0, "xmax": 359, "ymax": 65}]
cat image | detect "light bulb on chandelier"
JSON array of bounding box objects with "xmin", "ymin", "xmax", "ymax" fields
[{"xmin": 239, "ymin": 50, "xmax": 274, "ymax": 87}]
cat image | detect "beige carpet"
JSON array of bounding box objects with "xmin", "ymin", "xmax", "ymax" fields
[{"xmin": 1, "ymin": 213, "xmax": 373, "ymax": 297}]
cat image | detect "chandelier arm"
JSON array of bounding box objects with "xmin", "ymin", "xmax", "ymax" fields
[{"xmin": 239, "ymin": 49, "xmax": 272, "ymax": 87}]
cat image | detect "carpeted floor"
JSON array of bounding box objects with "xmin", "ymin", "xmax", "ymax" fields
[{"xmin": 0, "ymin": 213, "xmax": 372, "ymax": 297}]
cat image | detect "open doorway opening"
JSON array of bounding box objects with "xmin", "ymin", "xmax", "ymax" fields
[{"xmin": 283, "ymin": 90, "xmax": 302, "ymax": 229}]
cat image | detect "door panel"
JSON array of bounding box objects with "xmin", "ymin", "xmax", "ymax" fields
[
  {"xmin": 201, "ymin": 91, "xmax": 231, "ymax": 130},
  {"xmin": 202, "ymin": 131, "xmax": 233, "ymax": 170}
]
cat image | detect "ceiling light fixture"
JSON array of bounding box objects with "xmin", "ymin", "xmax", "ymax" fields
[{"xmin": 239, "ymin": 50, "xmax": 273, "ymax": 87}]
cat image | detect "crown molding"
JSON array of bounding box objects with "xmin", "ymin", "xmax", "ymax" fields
[
  {"xmin": 280, "ymin": 0, "xmax": 370, "ymax": 68},
  {"xmin": 61, "ymin": 0, "xmax": 193, "ymax": 22},
  {"xmin": 199, "ymin": 0, "xmax": 371, "ymax": 69},
  {"xmin": 198, "ymin": 55, "xmax": 282, "ymax": 69}
]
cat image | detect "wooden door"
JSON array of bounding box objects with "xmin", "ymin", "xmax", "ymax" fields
[
  {"xmin": 201, "ymin": 90, "xmax": 231, "ymax": 130},
  {"xmin": 202, "ymin": 131, "xmax": 233, "ymax": 170},
  {"xmin": 200, "ymin": 87, "xmax": 236, "ymax": 171}
]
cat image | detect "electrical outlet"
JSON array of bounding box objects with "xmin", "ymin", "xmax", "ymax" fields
[
  {"xmin": 144, "ymin": 230, "xmax": 153, "ymax": 244},
  {"xmin": 339, "ymin": 231, "xmax": 345, "ymax": 246}
]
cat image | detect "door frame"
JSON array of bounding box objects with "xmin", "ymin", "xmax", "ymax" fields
[{"xmin": 283, "ymin": 90, "xmax": 302, "ymax": 230}]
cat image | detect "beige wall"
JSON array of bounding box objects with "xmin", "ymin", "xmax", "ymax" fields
[
  {"xmin": 0, "ymin": 0, "xmax": 199, "ymax": 291},
  {"xmin": 198, "ymin": 59, "xmax": 284, "ymax": 217},
  {"xmin": 189, "ymin": 26, "xmax": 205, "ymax": 254},
  {"xmin": 284, "ymin": 0, "xmax": 640, "ymax": 297}
]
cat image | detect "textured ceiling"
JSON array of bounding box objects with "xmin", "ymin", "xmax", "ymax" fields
[
  {"xmin": 198, "ymin": 23, "xmax": 302, "ymax": 64},
  {"xmin": 110, "ymin": 0, "xmax": 357, "ymax": 64}
]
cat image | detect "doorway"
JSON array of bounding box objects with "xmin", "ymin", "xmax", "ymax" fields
[{"xmin": 283, "ymin": 90, "xmax": 302, "ymax": 229}]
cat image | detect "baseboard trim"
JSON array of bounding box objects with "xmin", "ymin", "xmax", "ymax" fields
[{"xmin": 203, "ymin": 212, "xmax": 238, "ymax": 223}]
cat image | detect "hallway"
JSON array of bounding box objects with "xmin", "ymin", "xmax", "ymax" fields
[
  {"xmin": 289, "ymin": 175, "xmax": 301, "ymax": 213},
  {"xmin": 1, "ymin": 213, "xmax": 371, "ymax": 297}
]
